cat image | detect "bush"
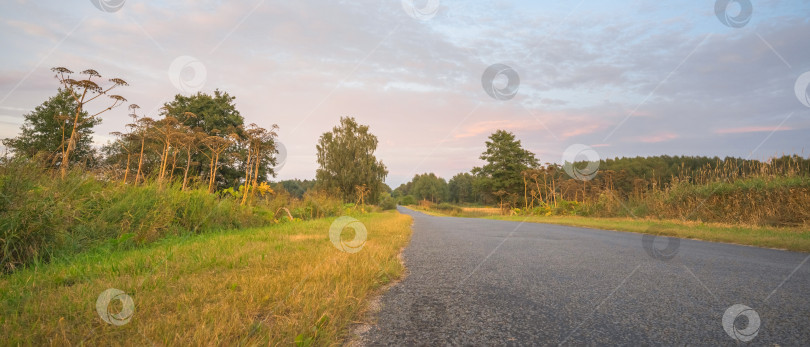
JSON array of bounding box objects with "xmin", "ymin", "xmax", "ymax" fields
[
  {"xmin": 0, "ymin": 159, "xmax": 64, "ymax": 273},
  {"xmin": 399, "ymin": 195, "xmax": 417, "ymax": 206},
  {"xmin": 297, "ymin": 190, "xmax": 344, "ymax": 219},
  {"xmin": 378, "ymin": 193, "xmax": 397, "ymax": 210}
]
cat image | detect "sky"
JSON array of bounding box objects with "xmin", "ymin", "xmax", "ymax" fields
[{"xmin": 0, "ymin": 0, "xmax": 809, "ymax": 188}]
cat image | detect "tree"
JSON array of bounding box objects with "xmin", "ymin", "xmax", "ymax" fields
[
  {"xmin": 392, "ymin": 182, "xmax": 412, "ymax": 198},
  {"xmin": 51, "ymin": 67, "xmax": 128, "ymax": 176},
  {"xmin": 3, "ymin": 89, "xmax": 99, "ymax": 167},
  {"xmin": 448, "ymin": 172, "xmax": 475, "ymax": 203},
  {"xmin": 279, "ymin": 179, "xmax": 317, "ymax": 199},
  {"xmin": 162, "ymin": 90, "xmax": 247, "ymax": 189},
  {"xmin": 472, "ymin": 130, "xmax": 538, "ymax": 206},
  {"xmin": 316, "ymin": 117, "xmax": 388, "ymax": 202},
  {"xmin": 410, "ymin": 173, "xmax": 448, "ymax": 203}
]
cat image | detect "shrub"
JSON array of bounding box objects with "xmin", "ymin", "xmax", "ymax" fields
[
  {"xmin": 399, "ymin": 195, "xmax": 417, "ymax": 206},
  {"xmin": 0, "ymin": 159, "xmax": 269, "ymax": 273},
  {"xmin": 299, "ymin": 190, "xmax": 343, "ymax": 219},
  {"xmin": 378, "ymin": 193, "xmax": 397, "ymax": 210}
]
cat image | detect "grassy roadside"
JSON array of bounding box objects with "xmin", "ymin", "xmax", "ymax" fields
[
  {"xmin": 405, "ymin": 206, "xmax": 810, "ymax": 253},
  {"xmin": 0, "ymin": 211, "xmax": 412, "ymax": 345}
]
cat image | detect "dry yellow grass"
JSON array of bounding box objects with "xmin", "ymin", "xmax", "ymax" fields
[{"xmin": 0, "ymin": 211, "xmax": 412, "ymax": 345}]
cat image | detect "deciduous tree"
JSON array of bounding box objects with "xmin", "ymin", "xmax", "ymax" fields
[
  {"xmin": 315, "ymin": 117, "xmax": 387, "ymax": 202},
  {"xmin": 2, "ymin": 89, "xmax": 99, "ymax": 167}
]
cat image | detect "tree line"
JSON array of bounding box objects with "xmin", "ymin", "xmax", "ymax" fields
[
  {"xmin": 3, "ymin": 67, "xmax": 389, "ymax": 205},
  {"xmin": 392, "ymin": 130, "xmax": 810, "ymax": 209}
]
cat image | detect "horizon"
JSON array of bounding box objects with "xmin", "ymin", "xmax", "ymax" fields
[{"xmin": 1, "ymin": 1, "xmax": 809, "ymax": 188}]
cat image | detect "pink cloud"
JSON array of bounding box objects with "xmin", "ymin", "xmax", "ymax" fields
[
  {"xmin": 634, "ymin": 133, "xmax": 678, "ymax": 143},
  {"xmin": 5, "ymin": 20, "xmax": 50, "ymax": 39},
  {"xmin": 560, "ymin": 123, "xmax": 602, "ymax": 139},
  {"xmin": 454, "ymin": 120, "xmax": 532, "ymax": 139},
  {"xmin": 715, "ymin": 126, "xmax": 793, "ymax": 134}
]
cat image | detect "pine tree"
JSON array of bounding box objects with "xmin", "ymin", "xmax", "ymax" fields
[{"xmin": 472, "ymin": 130, "xmax": 538, "ymax": 203}]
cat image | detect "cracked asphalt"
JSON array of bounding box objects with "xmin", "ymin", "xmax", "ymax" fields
[{"xmin": 359, "ymin": 207, "xmax": 810, "ymax": 345}]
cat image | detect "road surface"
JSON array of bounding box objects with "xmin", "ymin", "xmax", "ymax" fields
[{"xmin": 360, "ymin": 207, "xmax": 810, "ymax": 345}]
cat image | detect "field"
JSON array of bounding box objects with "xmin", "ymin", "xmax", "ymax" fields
[{"xmin": 0, "ymin": 212, "xmax": 412, "ymax": 345}]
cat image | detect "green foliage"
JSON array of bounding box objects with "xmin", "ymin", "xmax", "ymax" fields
[
  {"xmin": 279, "ymin": 179, "xmax": 318, "ymax": 199},
  {"xmin": 315, "ymin": 117, "xmax": 388, "ymax": 203},
  {"xmin": 378, "ymin": 192, "xmax": 397, "ymax": 210},
  {"xmin": 399, "ymin": 195, "xmax": 417, "ymax": 205},
  {"xmin": 2, "ymin": 89, "xmax": 99, "ymax": 167},
  {"xmin": 161, "ymin": 90, "xmax": 249, "ymax": 189},
  {"xmin": 448, "ymin": 172, "xmax": 477, "ymax": 203},
  {"xmin": 0, "ymin": 158, "xmax": 269, "ymax": 273},
  {"xmin": 163, "ymin": 90, "xmax": 244, "ymax": 140},
  {"xmin": 409, "ymin": 173, "xmax": 448, "ymax": 202},
  {"xmin": 471, "ymin": 130, "xmax": 538, "ymax": 203}
]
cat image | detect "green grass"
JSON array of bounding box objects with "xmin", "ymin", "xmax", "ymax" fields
[
  {"xmin": 0, "ymin": 211, "xmax": 413, "ymax": 345},
  {"xmin": 0, "ymin": 159, "xmax": 274, "ymax": 272},
  {"xmin": 406, "ymin": 206, "xmax": 810, "ymax": 253},
  {"xmin": 0, "ymin": 159, "xmax": 359, "ymax": 273}
]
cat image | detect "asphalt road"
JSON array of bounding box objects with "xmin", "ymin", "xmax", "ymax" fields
[{"xmin": 360, "ymin": 207, "xmax": 810, "ymax": 345}]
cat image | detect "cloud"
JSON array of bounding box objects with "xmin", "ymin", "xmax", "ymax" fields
[
  {"xmin": 0, "ymin": 0, "xmax": 808, "ymax": 188},
  {"xmin": 453, "ymin": 119, "xmax": 533, "ymax": 139},
  {"xmin": 632, "ymin": 132, "xmax": 679, "ymax": 143},
  {"xmin": 715, "ymin": 126, "xmax": 794, "ymax": 134}
]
